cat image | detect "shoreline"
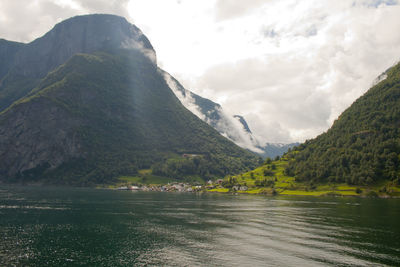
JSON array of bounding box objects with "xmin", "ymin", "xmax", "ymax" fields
[
  {"xmin": 208, "ymin": 190, "xmax": 399, "ymax": 198},
  {"xmin": 1, "ymin": 183, "xmax": 399, "ymax": 198},
  {"xmin": 105, "ymin": 184, "xmax": 400, "ymax": 198}
]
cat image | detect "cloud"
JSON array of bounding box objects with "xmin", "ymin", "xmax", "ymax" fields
[
  {"xmin": 214, "ymin": 0, "xmax": 268, "ymax": 21},
  {"xmin": 214, "ymin": 0, "xmax": 399, "ymax": 22},
  {"xmin": 162, "ymin": 71, "xmax": 207, "ymax": 121},
  {"xmin": 193, "ymin": 56, "xmax": 332, "ymax": 143},
  {"xmin": 180, "ymin": 0, "xmax": 400, "ymax": 143},
  {"xmin": 0, "ymin": 0, "xmax": 130, "ymax": 43},
  {"xmin": 121, "ymin": 37, "xmax": 157, "ymax": 64},
  {"xmin": 0, "ymin": 0, "xmax": 80, "ymax": 42},
  {"xmin": 77, "ymin": 0, "xmax": 130, "ymax": 16},
  {"xmin": 356, "ymin": 0, "xmax": 398, "ymax": 7},
  {"xmin": 213, "ymin": 108, "xmax": 263, "ymax": 153}
]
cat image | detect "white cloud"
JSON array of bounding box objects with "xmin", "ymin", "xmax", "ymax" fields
[
  {"xmin": 213, "ymin": 108, "xmax": 263, "ymax": 153},
  {"xmin": 168, "ymin": 0, "xmax": 400, "ymax": 142},
  {"xmin": 121, "ymin": 37, "xmax": 157, "ymax": 64},
  {"xmin": 0, "ymin": 0, "xmax": 131, "ymax": 43},
  {"xmin": 162, "ymin": 71, "xmax": 206, "ymax": 121},
  {"xmin": 214, "ymin": 0, "xmax": 268, "ymax": 21},
  {"xmin": 0, "ymin": 0, "xmax": 399, "ymax": 143}
]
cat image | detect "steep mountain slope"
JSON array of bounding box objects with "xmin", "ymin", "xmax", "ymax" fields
[
  {"xmin": 0, "ymin": 15, "xmax": 260, "ymax": 185},
  {"xmin": 285, "ymin": 63, "xmax": 400, "ymax": 185},
  {"xmin": 0, "ymin": 39, "xmax": 25, "ymax": 80}
]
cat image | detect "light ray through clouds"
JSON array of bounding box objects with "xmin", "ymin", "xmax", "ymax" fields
[{"xmin": 0, "ymin": 0, "xmax": 399, "ymax": 143}]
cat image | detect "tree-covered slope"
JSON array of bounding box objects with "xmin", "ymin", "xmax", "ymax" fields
[
  {"xmin": 0, "ymin": 49, "xmax": 259, "ymax": 185},
  {"xmin": 285, "ymin": 62, "xmax": 400, "ymax": 185}
]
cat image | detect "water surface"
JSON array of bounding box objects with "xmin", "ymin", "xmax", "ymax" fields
[{"xmin": 0, "ymin": 186, "xmax": 399, "ymax": 266}]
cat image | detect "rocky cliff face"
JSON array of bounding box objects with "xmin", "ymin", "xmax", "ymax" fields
[
  {"xmin": 0, "ymin": 39, "xmax": 25, "ymax": 80},
  {"xmin": 0, "ymin": 97, "xmax": 83, "ymax": 178}
]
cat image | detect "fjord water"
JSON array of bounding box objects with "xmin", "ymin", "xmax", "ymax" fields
[{"xmin": 0, "ymin": 186, "xmax": 399, "ymax": 266}]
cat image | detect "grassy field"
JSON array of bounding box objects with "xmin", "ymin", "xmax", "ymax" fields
[
  {"xmin": 208, "ymin": 188, "xmax": 230, "ymax": 193},
  {"xmin": 208, "ymin": 157, "xmax": 400, "ymax": 197}
]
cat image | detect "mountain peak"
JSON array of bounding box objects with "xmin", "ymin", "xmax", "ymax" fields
[
  {"xmin": 48, "ymin": 14, "xmax": 154, "ymax": 53},
  {"xmin": 0, "ymin": 14, "xmax": 157, "ymax": 111},
  {"xmin": 15, "ymin": 14, "xmax": 156, "ymax": 78}
]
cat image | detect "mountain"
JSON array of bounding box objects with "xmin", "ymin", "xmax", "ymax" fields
[
  {"xmin": 0, "ymin": 14, "xmax": 155, "ymax": 112},
  {"xmin": 258, "ymin": 143, "xmax": 299, "ymax": 159},
  {"xmin": 0, "ymin": 39, "xmax": 25, "ymax": 79},
  {"xmin": 285, "ymin": 62, "xmax": 400, "ymax": 185},
  {"xmin": 0, "ymin": 14, "xmax": 260, "ymax": 185}
]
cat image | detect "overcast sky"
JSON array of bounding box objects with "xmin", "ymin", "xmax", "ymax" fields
[{"xmin": 1, "ymin": 0, "xmax": 400, "ymax": 143}]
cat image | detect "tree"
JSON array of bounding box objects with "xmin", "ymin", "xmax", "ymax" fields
[
  {"xmin": 263, "ymin": 169, "xmax": 274, "ymax": 177},
  {"xmin": 264, "ymin": 158, "xmax": 272, "ymax": 165}
]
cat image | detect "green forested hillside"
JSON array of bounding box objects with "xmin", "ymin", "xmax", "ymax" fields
[
  {"xmin": 285, "ymin": 62, "xmax": 400, "ymax": 185},
  {"xmin": 0, "ymin": 50, "xmax": 260, "ymax": 185}
]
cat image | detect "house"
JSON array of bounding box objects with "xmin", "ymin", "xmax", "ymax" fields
[
  {"xmin": 128, "ymin": 185, "xmax": 140, "ymax": 190},
  {"xmin": 117, "ymin": 186, "xmax": 129, "ymax": 190},
  {"xmin": 182, "ymin": 153, "xmax": 200, "ymax": 158},
  {"xmin": 216, "ymin": 179, "xmax": 224, "ymax": 184}
]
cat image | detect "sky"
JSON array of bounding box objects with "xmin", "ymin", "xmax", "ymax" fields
[{"xmin": 1, "ymin": 0, "xmax": 400, "ymax": 143}]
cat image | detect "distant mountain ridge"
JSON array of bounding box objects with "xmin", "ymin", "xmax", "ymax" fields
[
  {"xmin": 258, "ymin": 143, "xmax": 300, "ymax": 159},
  {"xmin": 0, "ymin": 14, "xmax": 260, "ymax": 185}
]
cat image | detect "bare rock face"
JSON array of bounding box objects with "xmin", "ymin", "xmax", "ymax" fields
[
  {"xmin": 0, "ymin": 39, "xmax": 25, "ymax": 80},
  {"xmin": 0, "ymin": 97, "xmax": 83, "ymax": 178}
]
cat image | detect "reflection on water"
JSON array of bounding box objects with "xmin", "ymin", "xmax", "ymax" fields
[{"xmin": 0, "ymin": 186, "xmax": 399, "ymax": 266}]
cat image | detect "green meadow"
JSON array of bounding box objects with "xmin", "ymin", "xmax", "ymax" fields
[{"xmin": 209, "ymin": 157, "xmax": 400, "ymax": 197}]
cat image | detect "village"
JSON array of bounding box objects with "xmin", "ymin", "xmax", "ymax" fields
[{"xmin": 116, "ymin": 179, "xmax": 249, "ymax": 193}]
